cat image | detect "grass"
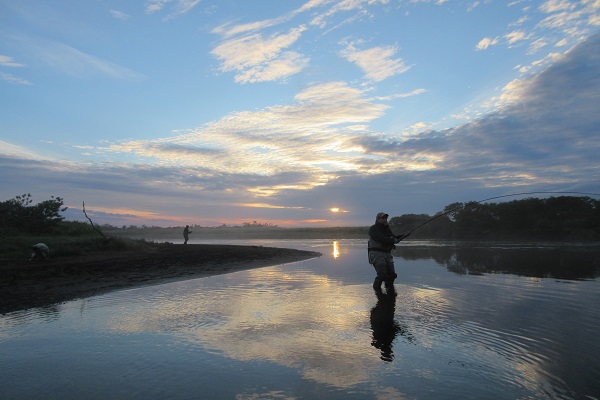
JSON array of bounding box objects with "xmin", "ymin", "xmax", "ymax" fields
[{"xmin": 0, "ymin": 221, "xmax": 157, "ymax": 262}]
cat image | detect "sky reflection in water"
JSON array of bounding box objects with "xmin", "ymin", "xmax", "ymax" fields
[{"xmin": 1, "ymin": 239, "xmax": 599, "ymax": 400}]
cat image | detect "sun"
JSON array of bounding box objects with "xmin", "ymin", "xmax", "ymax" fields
[{"xmin": 330, "ymin": 208, "xmax": 340, "ymax": 213}]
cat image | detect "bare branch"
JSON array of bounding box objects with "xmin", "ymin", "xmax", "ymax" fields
[{"xmin": 82, "ymin": 201, "xmax": 108, "ymax": 238}]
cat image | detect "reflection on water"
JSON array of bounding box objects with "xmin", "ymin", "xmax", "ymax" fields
[
  {"xmin": 395, "ymin": 241, "xmax": 600, "ymax": 280},
  {"xmin": 370, "ymin": 289, "xmax": 414, "ymax": 362},
  {"xmin": 1, "ymin": 239, "xmax": 599, "ymax": 399},
  {"xmin": 332, "ymin": 240, "xmax": 340, "ymax": 259}
]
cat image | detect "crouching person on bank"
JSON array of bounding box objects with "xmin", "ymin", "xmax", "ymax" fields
[
  {"xmin": 30, "ymin": 243, "xmax": 49, "ymax": 261},
  {"xmin": 368, "ymin": 212, "xmax": 409, "ymax": 293}
]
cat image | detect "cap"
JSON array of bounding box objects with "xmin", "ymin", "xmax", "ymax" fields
[{"xmin": 376, "ymin": 212, "xmax": 389, "ymax": 219}]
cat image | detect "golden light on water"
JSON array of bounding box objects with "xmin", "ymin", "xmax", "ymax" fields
[{"xmin": 332, "ymin": 241, "xmax": 340, "ymax": 259}]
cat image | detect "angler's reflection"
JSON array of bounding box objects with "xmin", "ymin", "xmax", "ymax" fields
[{"xmin": 370, "ymin": 288, "xmax": 412, "ymax": 362}]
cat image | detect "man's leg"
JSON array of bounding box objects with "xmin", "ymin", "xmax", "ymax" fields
[
  {"xmin": 373, "ymin": 269, "xmax": 385, "ymax": 290},
  {"xmin": 372, "ymin": 252, "xmax": 388, "ymax": 290},
  {"xmin": 384, "ymin": 255, "xmax": 397, "ymax": 289}
]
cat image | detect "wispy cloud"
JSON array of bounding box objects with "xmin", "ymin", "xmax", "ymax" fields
[
  {"xmin": 108, "ymin": 81, "xmax": 391, "ymax": 194},
  {"xmin": 2, "ymin": 1, "xmax": 599, "ymax": 227},
  {"xmin": 2, "ymin": 34, "xmax": 599, "ymax": 225},
  {"xmin": 309, "ymin": 0, "xmax": 391, "ymax": 29},
  {"xmin": 0, "ymin": 72, "xmax": 32, "ymax": 85},
  {"xmin": 97, "ymin": 35, "xmax": 599, "ymax": 202},
  {"xmin": 476, "ymin": 0, "xmax": 599, "ymax": 63},
  {"xmin": 211, "ymin": 26, "xmax": 309, "ymax": 83},
  {"xmin": 210, "ymin": 0, "xmax": 399, "ymax": 84},
  {"xmin": 475, "ymin": 37, "xmax": 499, "ymax": 50},
  {"xmin": 373, "ymin": 89, "xmax": 426, "ymax": 101},
  {"xmin": 0, "ymin": 55, "xmax": 25, "ymax": 67},
  {"xmin": 211, "ymin": 0, "xmax": 331, "ymax": 38},
  {"xmin": 340, "ymin": 43, "xmax": 411, "ymax": 82},
  {"xmin": 145, "ymin": 0, "xmax": 202, "ymax": 18},
  {"xmin": 109, "ymin": 9, "xmax": 131, "ymax": 20},
  {"xmin": 29, "ymin": 38, "xmax": 144, "ymax": 80},
  {"xmin": 0, "ymin": 140, "xmax": 44, "ymax": 158},
  {"xmin": 505, "ymin": 30, "xmax": 530, "ymax": 44},
  {"xmin": 539, "ymin": 0, "xmax": 576, "ymax": 13},
  {"xmin": 0, "ymin": 55, "xmax": 30, "ymax": 84}
]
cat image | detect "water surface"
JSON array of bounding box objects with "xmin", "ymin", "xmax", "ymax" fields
[{"xmin": 1, "ymin": 239, "xmax": 598, "ymax": 399}]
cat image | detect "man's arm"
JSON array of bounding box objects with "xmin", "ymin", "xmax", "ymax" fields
[{"xmin": 369, "ymin": 225, "xmax": 396, "ymax": 245}]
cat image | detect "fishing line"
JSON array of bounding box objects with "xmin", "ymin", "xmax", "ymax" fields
[{"xmin": 402, "ymin": 191, "xmax": 600, "ymax": 236}]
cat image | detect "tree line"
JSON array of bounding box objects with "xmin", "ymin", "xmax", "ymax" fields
[
  {"xmin": 390, "ymin": 196, "xmax": 600, "ymax": 241},
  {"xmin": 2, "ymin": 194, "xmax": 598, "ymax": 241},
  {"xmin": 0, "ymin": 194, "xmax": 67, "ymax": 235}
]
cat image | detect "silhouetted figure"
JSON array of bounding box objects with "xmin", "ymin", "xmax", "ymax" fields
[
  {"xmin": 370, "ymin": 289, "xmax": 402, "ymax": 362},
  {"xmin": 183, "ymin": 225, "xmax": 192, "ymax": 244},
  {"xmin": 368, "ymin": 212, "xmax": 409, "ymax": 291},
  {"xmin": 30, "ymin": 243, "xmax": 49, "ymax": 261}
]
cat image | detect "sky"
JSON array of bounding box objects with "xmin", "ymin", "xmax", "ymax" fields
[{"xmin": 1, "ymin": 0, "xmax": 599, "ymax": 228}]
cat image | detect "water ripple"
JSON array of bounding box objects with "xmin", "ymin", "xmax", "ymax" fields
[{"xmin": 1, "ymin": 242, "xmax": 599, "ymax": 400}]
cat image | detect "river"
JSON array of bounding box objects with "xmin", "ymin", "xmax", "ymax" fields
[{"xmin": 1, "ymin": 239, "xmax": 598, "ymax": 399}]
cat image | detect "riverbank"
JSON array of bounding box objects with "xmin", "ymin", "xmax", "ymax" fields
[{"xmin": 0, "ymin": 243, "xmax": 321, "ymax": 314}]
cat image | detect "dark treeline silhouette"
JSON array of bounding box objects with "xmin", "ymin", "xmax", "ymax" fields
[
  {"xmin": 390, "ymin": 196, "xmax": 600, "ymax": 241},
  {"xmin": 6, "ymin": 194, "xmax": 596, "ymax": 241},
  {"xmin": 0, "ymin": 194, "xmax": 67, "ymax": 235},
  {"xmin": 101, "ymin": 196, "xmax": 599, "ymax": 241}
]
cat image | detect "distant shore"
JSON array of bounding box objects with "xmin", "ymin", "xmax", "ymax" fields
[{"xmin": 0, "ymin": 243, "xmax": 321, "ymax": 314}]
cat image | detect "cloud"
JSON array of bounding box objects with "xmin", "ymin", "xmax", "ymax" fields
[
  {"xmin": 308, "ymin": 0, "xmax": 391, "ymax": 29},
  {"xmin": 0, "ymin": 140, "xmax": 45, "ymax": 158},
  {"xmin": 528, "ymin": 38, "xmax": 549, "ymax": 54},
  {"xmin": 505, "ymin": 30, "xmax": 530, "ymax": 44},
  {"xmin": 479, "ymin": 0, "xmax": 599, "ymax": 71},
  {"xmin": 0, "ymin": 55, "xmax": 25, "ymax": 67},
  {"xmin": 3, "ymin": 33, "xmax": 599, "ymax": 226},
  {"xmin": 19, "ymin": 37, "xmax": 144, "ymax": 80},
  {"xmin": 110, "ymin": 30, "xmax": 600, "ymax": 208},
  {"xmin": 211, "ymin": 26, "xmax": 310, "ymax": 83},
  {"xmin": 340, "ymin": 43, "xmax": 411, "ymax": 81},
  {"xmin": 0, "ymin": 55, "xmax": 30, "ymax": 84},
  {"xmin": 109, "ymin": 10, "xmax": 131, "ymax": 20},
  {"xmin": 539, "ymin": 0, "xmax": 576, "ymax": 13},
  {"xmin": 209, "ymin": 0, "xmax": 404, "ymax": 84},
  {"xmin": 212, "ymin": 19, "xmax": 283, "ymax": 38},
  {"xmin": 438, "ymin": 36, "xmax": 599, "ymax": 177},
  {"xmin": 290, "ymin": 33, "xmax": 600, "ymax": 219},
  {"xmin": 109, "ymin": 81, "xmax": 389, "ymax": 179},
  {"xmin": 210, "ymin": 0, "xmax": 331, "ymax": 39},
  {"xmin": 145, "ymin": 0, "xmax": 202, "ymax": 18},
  {"xmin": 0, "ymin": 72, "xmax": 32, "ymax": 85},
  {"xmin": 475, "ymin": 37, "xmax": 499, "ymax": 50},
  {"xmin": 373, "ymin": 88, "xmax": 426, "ymax": 101}
]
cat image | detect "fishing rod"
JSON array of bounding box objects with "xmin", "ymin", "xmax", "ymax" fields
[{"xmin": 400, "ymin": 191, "xmax": 600, "ymax": 237}]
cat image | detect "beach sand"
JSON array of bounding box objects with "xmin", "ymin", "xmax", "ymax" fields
[{"xmin": 0, "ymin": 243, "xmax": 321, "ymax": 314}]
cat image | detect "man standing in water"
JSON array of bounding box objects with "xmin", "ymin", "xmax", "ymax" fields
[
  {"xmin": 368, "ymin": 212, "xmax": 409, "ymax": 292},
  {"xmin": 183, "ymin": 225, "xmax": 192, "ymax": 245}
]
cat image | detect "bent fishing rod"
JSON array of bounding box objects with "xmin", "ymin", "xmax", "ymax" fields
[{"xmin": 398, "ymin": 191, "xmax": 600, "ymax": 237}]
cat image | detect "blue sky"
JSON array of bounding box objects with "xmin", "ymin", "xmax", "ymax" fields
[{"xmin": 1, "ymin": 0, "xmax": 599, "ymax": 227}]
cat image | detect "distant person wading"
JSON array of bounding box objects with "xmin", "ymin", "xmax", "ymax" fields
[
  {"xmin": 183, "ymin": 225, "xmax": 192, "ymax": 245},
  {"xmin": 368, "ymin": 212, "xmax": 409, "ymax": 293}
]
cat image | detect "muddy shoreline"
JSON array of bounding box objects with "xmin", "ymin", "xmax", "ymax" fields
[{"xmin": 0, "ymin": 244, "xmax": 321, "ymax": 314}]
